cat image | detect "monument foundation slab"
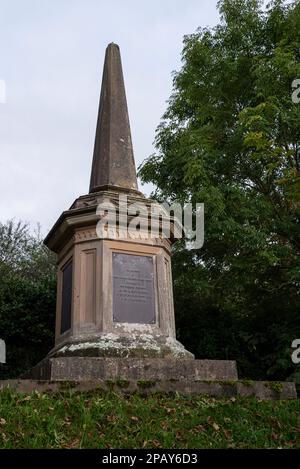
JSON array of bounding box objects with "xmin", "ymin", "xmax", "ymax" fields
[{"xmin": 25, "ymin": 357, "xmax": 238, "ymax": 382}]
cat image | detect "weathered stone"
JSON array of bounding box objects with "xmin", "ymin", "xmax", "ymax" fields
[
  {"xmin": 1, "ymin": 378, "xmax": 297, "ymax": 400},
  {"xmin": 23, "ymin": 357, "xmax": 238, "ymax": 382},
  {"xmin": 48, "ymin": 334, "xmax": 194, "ymax": 360},
  {"xmin": 89, "ymin": 43, "xmax": 138, "ymax": 193},
  {"xmin": 236, "ymin": 381, "xmax": 297, "ymax": 400}
]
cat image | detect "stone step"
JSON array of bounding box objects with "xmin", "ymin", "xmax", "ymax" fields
[
  {"xmin": 23, "ymin": 357, "xmax": 238, "ymax": 382},
  {"xmin": 0, "ymin": 379, "xmax": 297, "ymax": 400}
]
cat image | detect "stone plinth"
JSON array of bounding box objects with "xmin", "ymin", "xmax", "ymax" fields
[
  {"xmin": 25, "ymin": 357, "xmax": 238, "ymax": 381},
  {"xmin": 43, "ymin": 190, "xmax": 193, "ymax": 361},
  {"xmin": 4, "ymin": 378, "xmax": 297, "ymax": 400}
]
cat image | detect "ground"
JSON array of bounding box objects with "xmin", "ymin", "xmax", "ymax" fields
[{"xmin": 0, "ymin": 389, "xmax": 299, "ymax": 449}]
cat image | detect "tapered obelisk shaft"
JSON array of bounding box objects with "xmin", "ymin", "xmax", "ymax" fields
[{"xmin": 89, "ymin": 43, "xmax": 138, "ymax": 193}]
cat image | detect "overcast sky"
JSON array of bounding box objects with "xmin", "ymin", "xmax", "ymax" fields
[{"xmin": 0, "ymin": 0, "xmax": 220, "ymax": 235}]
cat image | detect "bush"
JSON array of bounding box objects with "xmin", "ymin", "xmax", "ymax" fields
[{"xmin": 0, "ymin": 221, "xmax": 56, "ymax": 378}]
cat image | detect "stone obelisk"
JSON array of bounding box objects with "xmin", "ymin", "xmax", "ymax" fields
[
  {"xmin": 44, "ymin": 43, "xmax": 192, "ymax": 360},
  {"xmin": 89, "ymin": 43, "xmax": 138, "ymax": 194},
  {"xmin": 26, "ymin": 43, "xmax": 238, "ymax": 383}
]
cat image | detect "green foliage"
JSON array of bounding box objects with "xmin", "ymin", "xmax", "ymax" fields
[
  {"xmin": 0, "ymin": 389, "xmax": 299, "ymax": 448},
  {"xmin": 139, "ymin": 0, "xmax": 300, "ymax": 381},
  {"xmin": 0, "ymin": 221, "xmax": 56, "ymax": 378}
]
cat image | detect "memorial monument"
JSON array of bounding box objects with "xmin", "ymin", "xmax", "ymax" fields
[{"xmin": 27, "ymin": 43, "xmax": 238, "ymax": 382}]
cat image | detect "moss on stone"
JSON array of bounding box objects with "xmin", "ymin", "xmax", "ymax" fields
[
  {"xmin": 137, "ymin": 380, "xmax": 156, "ymax": 389},
  {"xmin": 105, "ymin": 380, "xmax": 115, "ymax": 390},
  {"xmin": 217, "ymin": 380, "xmax": 236, "ymax": 387},
  {"xmin": 241, "ymin": 380, "xmax": 254, "ymax": 387},
  {"xmin": 266, "ymin": 382, "xmax": 283, "ymax": 394},
  {"xmin": 59, "ymin": 381, "xmax": 77, "ymax": 390},
  {"xmin": 116, "ymin": 379, "xmax": 130, "ymax": 389}
]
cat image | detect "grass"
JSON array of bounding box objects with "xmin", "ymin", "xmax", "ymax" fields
[{"xmin": 0, "ymin": 388, "xmax": 299, "ymax": 449}]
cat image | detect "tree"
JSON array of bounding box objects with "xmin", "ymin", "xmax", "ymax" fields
[
  {"xmin": 0, "ymin": 221, "xmax": 56, "ymax": 378},
  {"xmin": 139, "ymin": 0, "xmax": 300, "ymax": 382}
]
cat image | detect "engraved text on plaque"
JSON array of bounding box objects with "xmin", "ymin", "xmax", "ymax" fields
[{"xmin": 112, "ymin": 253, "xmax": 156, "ymax": 324}]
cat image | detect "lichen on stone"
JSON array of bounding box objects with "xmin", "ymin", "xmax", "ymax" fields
[{"xmin": 55, "ymin": 332, "xmax": 193, "ymax": 359}]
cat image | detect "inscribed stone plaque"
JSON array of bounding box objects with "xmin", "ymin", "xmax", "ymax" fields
[
  {"xmin": 61, "ymin": 260, "xmax": 73, "ymax": 334},
  {"xmin": 112, "ymin": 253, "xmax": 156, "ymax": 324}
]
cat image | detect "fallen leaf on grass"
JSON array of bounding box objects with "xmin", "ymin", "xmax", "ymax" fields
[
  {"xmin": 223, "ymin": 429, "xmax": 232, "ymax": 439},
  {"xmin": 192, "ymin": 424, "xmax": 205, "ymax": 433},
  {"xmin": 151, "ymin": 439, "xmax": 162, "ymax": 448},
  {"xmin": 227, "ymin": 443, "xmax": 236, "ymax": 449},
  {"xmin": 165, "ymin": 407, "xmax": 176, "ymax": 414},
  {"xmin": 212, "ymin": 423, "xmax": 220, "ymax": 432},
  {"xmin": 107, "ymin": 415, "xmax": 118, "ymax": 423},
  {"xmin": 160, "ymin": 421, "xmax": 169, "ymax": 431},
  {"xmin": 270, "ymin": 416, "xmax": 282, "ymax": 430},
  {"xmin": 67, "ymin": 438, "xmax": 80, "ymax": 449},
  {"xmin": 176, "ymin": 430, "xmax": 184, "ymax": 440}
]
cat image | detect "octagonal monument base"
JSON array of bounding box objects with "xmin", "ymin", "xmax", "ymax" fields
[{"xmin": 47, "ymin": 333, "xmax": 195, "ymax": 360}]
